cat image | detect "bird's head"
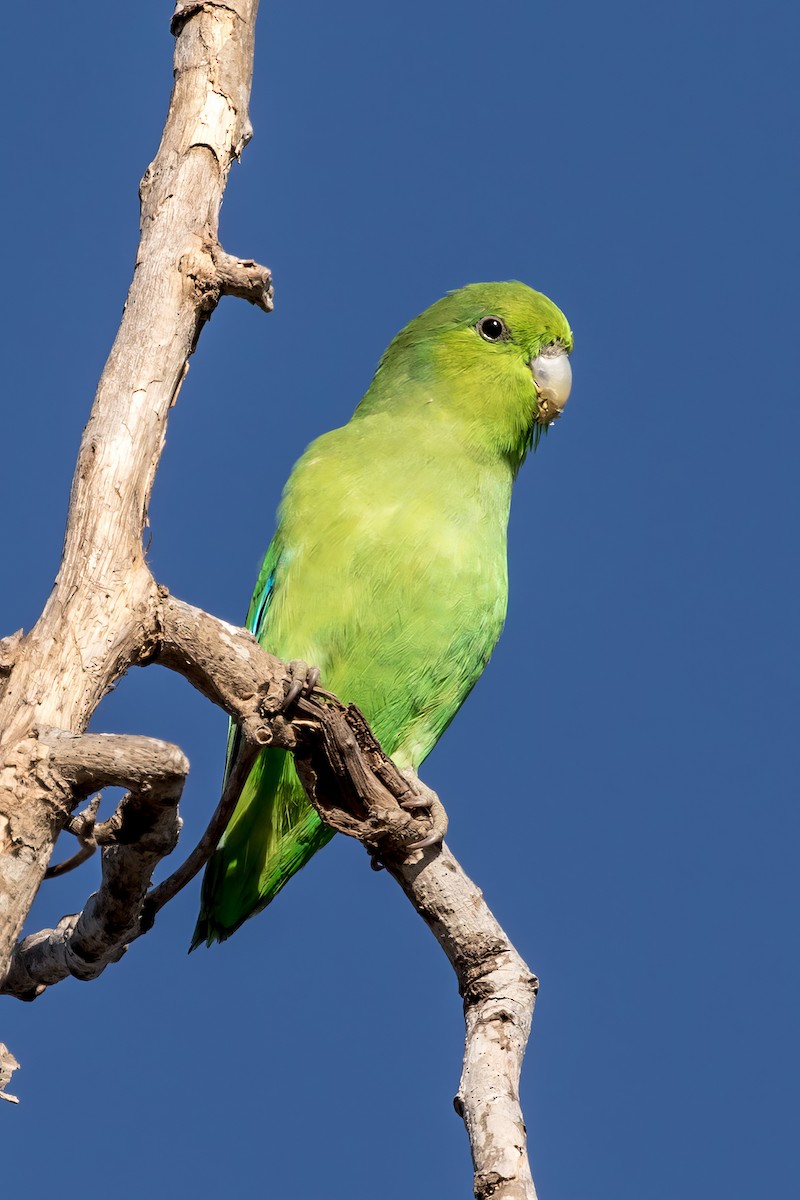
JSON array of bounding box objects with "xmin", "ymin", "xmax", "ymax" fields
[{"xmin": 363, "ymin": 281, "xmax": 573, "ymax": 470}]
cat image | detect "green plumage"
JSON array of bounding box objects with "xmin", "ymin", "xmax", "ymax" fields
[{"xmin": 192, "ymin": 282, "xmax": 572, "ymax": 947}]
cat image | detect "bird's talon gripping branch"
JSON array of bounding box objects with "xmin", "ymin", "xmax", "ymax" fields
[
  {"xmin": 282, "ymin": 660, "xmax": 322, "ymax": 711},
  {"xmin": 306, "ymin": 666, "xmax": 321, "ymax": 693},
  {"xmin": 405, "ymin": 829, "xmax": 445, "ymax": 852},
  {"xmin": 399, "ymin": 795, "xmax": 434, "ymax": 811},
  {"xmin": 281, "ymin": 680, "xmax": 303, "ymax": 710}
]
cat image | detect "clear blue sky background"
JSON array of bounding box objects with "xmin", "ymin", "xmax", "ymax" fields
[{"xmin": 2, "ymin": 2, "xmax": 797, "ymax": 1195}]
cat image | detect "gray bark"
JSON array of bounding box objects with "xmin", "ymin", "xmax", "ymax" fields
[
  {"xmin": 0, "ymin": 5, "xmax": 541, "ymax": 1195},
  {"xmin": 0, "ymin": 0, "xmax": 265, "ymax": 978}
]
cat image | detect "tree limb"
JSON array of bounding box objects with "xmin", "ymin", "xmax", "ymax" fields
[
  {"xmin": 0, "ymin": 3, "xmax": 543, "ymax": 1194},
  {"xmin": 1, "ymin": 734, "xmax": 187, "ymax": 1000},
  {"xmin": 0, "ymin": 0, "xmax": 264, "ymax": 980},
  {"xmin": 0, "ymin": 1042, "xmax": 20, "ymax": 1104},
  {"xmin": 386, "ymin": 834, "xmax": 540, "ymax": 1200}
]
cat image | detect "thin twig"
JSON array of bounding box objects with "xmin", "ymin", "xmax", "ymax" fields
[
  {"xmin": 43, "ymin": 795, "xmax": 102, "ymax": 879},
  {"xmin": 141, "ymin": 736, "xmax": 259, "ymax": 925}
]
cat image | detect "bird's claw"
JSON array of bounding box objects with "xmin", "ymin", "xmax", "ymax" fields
[
  {"xmin": 399, "ymin": 794, "xmax": 433, "ymax": 810},
  {"xmin": 398, "ymin": 769, "xmax": 447, "ymax": 854},
  {"xmin": 282, "ymin": 660, "xmax": 322, "ymax": 711},
  {"xmin": 405, "ymin": 829, "xmax": 444, "ymax": 852}
]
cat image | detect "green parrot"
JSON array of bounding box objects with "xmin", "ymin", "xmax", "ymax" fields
[{"xmin": 192, "ymin": 281, "xmax": 573, "ymax": 947}]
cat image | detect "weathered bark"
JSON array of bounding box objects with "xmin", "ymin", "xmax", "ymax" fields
[
  {"xmin": 3, "ymin": 733, "xmax": 187, "ymax": 1000},
  {"xmin": 0, "ymin": 1042, "xmax": 19, "ymax": 1104},
  {"xmin": 0, "ymin": 0, "xmax": 264, "ymax": 981},
  {"xmin": 387, "ymin": 837, "xmax": 540, "ymax": 1200},
  {"xmin": 0, "ymin": 5, "xmax": 543, "ymax": 1196}
]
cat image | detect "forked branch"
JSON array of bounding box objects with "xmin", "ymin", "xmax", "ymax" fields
[
  {"xmin": 0, "ymin": 3, "xmax": 542, "ymax": 1194},
  {"xmin": 2, "ymin": 734, "xmax": 187, "ymax": 1000}
]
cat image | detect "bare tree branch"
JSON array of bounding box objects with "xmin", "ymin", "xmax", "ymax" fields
[
  {"xmin": 142, "ymin": 735, "xmax": 260, "ymax": 922},
  {"xmin": 386, "ymin": 834, "xmax": 540, "ymax": 1200},
  {"xmin": 0, "ymin": 0, "xmax": 264, "ymax": 980},
  {"xmin": 212, "ymin": 247, "xmax": 274, "ymax": 310},
  {"xmin": 2, "ymin": 735, "xmax": 187, "ymax": 1000},
  {"xmin": 43, "ymin": 795, "xmax": 103, "ymax": 879},
  {"xmin": 0, "ymin": 4, "xmax": 543, "ymax": 1194},
  {"xmin": 0, "ymin": 1042, "xmax": 20, "ymax": 1104}
]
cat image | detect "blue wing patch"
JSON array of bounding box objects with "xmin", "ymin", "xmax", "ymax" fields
[
  {"xmin": 248, "ymin": 566, "xmax": 276, "ymax": 637},
  {"xmin": 223, "ymin": 543, "xmax": 282, "ymax": 791}
]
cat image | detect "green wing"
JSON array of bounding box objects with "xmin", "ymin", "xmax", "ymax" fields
[
  {"xmin": 218, "ymin": 536, "xmax": 279, "ymax": 797},
  {"xmin": 191, "ymin": 537, "xmax": 333, "ymax": 949}
]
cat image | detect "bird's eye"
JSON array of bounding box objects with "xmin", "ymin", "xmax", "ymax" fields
[{"xmin": 476, "ymin": 315, "xmax": 509, "ymax": 343}]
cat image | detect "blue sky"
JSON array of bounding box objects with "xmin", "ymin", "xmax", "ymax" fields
[{"xmin": 2, "ymin": 2, "xmax": 798, "ymax": 1195}]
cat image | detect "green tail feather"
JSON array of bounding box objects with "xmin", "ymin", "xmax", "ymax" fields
[{"xmin": 190, "ymin": 749, "xmax": 334, "ymax": 949}]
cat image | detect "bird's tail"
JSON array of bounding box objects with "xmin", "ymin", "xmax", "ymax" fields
[{"xmin": 190, "ymin": 748, "xmax": 334, "ymax": 949}]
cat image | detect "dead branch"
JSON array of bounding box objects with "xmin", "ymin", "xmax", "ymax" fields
[
  {"xmin": 0, "ymin": 1042, "xmax": 20, "ymax": 1104},
  {"xmin": 141, "ymin": 732, "xmax": 261, "ymax": 923},
  {"xmin": 1, "ymin": 734, "xmax": 187, "ymax": 1000},
  {"xmin": 43, "ymin": 795, "xmax": 103, "ymax": 879},
  {"xmin": 385, "ymin": 829, "xmax": 540, "ymax": 1200},
  {"xmin": 0, "ymin": 3, "xmax": 543, "ymax": 1195},
  {"xmin": 0, "ymin": 0, "xmax": 266, "ymax": 980}
]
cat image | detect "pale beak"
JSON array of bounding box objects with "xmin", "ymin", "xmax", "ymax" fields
[{"xmin": 530, "ymin": 345, "xmax": 572, "ymax": 423}]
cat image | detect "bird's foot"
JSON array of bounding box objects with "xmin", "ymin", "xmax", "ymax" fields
[
  {"xmin": 366, "ymin": 771, "xmax": 447, "ymax": 868},
  {"xmin": 398, "ymin": 769, "xmax": 448, "ymax": 852},
  {"xmin": 405, "ymin": 830, "xmax": 443, "ymax": 851},
  {"xmin": 281, "ymin": 660, "xmax": 322, "ymax": 711},
  {"xmin": 399, "ymin": 794, "xmax": 432, "ymax": 810}
]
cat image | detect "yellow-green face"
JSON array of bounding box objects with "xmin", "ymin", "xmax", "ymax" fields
[{"xmin": 367, "ymin": 280, "xmax": 573, "ymax": 464}]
